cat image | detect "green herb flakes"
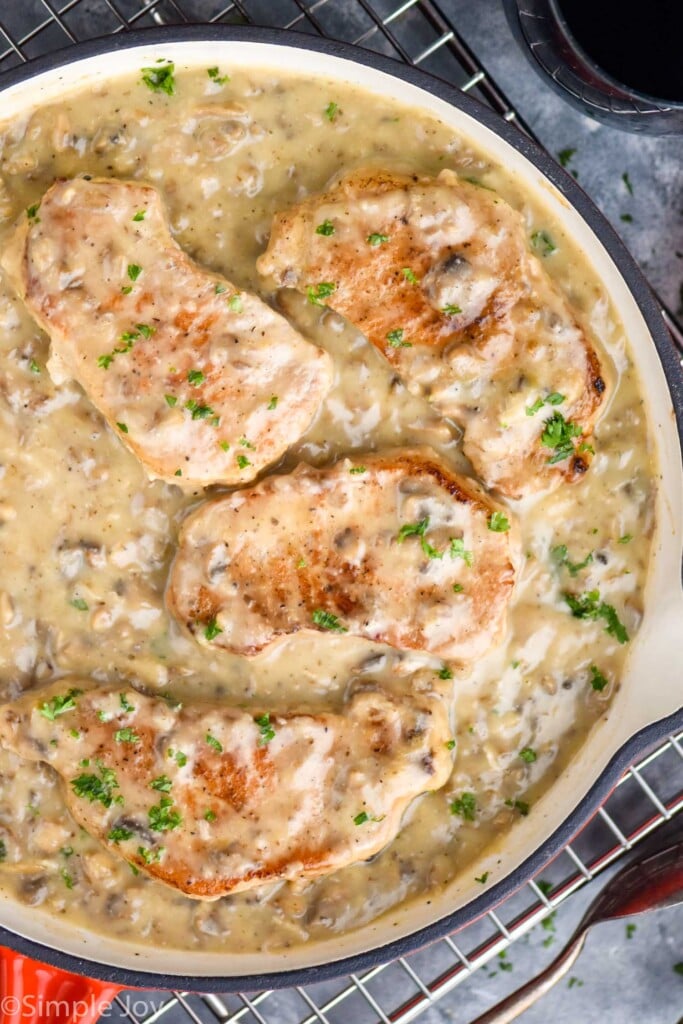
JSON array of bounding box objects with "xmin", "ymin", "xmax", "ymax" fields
[
  {"xmin": 519, "ymin": 747, "xmax": 537, "ymax": 763},
  {"xmin": 116, "ymin": 422, "xmax": 129, "ymax": 434},
  {"xmin": 367, "ymin": 232, "xmax": 389, "ymax": 246},
  {"xmin": 618, "ymin": 533, "xmax": 633, "ymax": 544},
  {"xmin": 450, "ymin": 792, "xmax": 476, "ymax": 821},
  {"xmin": 442, "ymin": 304, "xmax": 462, "ymax": 315},
  {"xmin": 324, "ymin": 101, "xmax": 339, "ymax": 122},
  {"xmin": 219, "ymin": 440, "xmax": 230, "ymax": 452},
  {"xmin": 185, "ymin": 399, "xmax": 214, "ymax": 420},
  {"xmin": 564, "ymin": 589, "xmax": 629, "ymax": 644},
  {"xmin": 187, "ymin": 369, "xmax": 205, "ymax": 386},
  {"xmin": 402, "ymin": 267, "xmax": 419, "ymax": 284},
  {"xmin": 29, "ymin": 359, "xmax": 40, "ymax": 374},
  {"xmin": 558, "ymin": 147, "xmax": 576, "ymax": 168},
  {"xmin": 71, "ymin": 760, "xmax": 122, "ymax": 809},
  {"xmin": 449, "ymin": 538, "xmax": 473, "ymax": 566},
  {"xmin": 349, "ymin": 465, "xmax": 366, "ymax": 474},
  {"xmin": 589, "ymin": 665, "xmax": 609, "ymax": 692},
  {"xmin": 26, "ymin": 203, "xmax": 40, "ymax": 222},
  {"xmin": 386, "ymin": 327, "xmax": 411, "ymax": 347},
  {"xmin": 204, "ymin": 809, "xmax": 217, "ymax": 822},
  {"xmin": 205, "ymin": 733, "xmax": 223, "ymax": 753},
  {"xmin": 138, "ymin": 845, "xmax": 163, "ymax": 865},
  {"xmin": 127, "ymin": 264, "xmax": 142, "ymax": 282},
  {"xmin": 60, "ymin": 868, "xmax": 74, "ymax": 890},
  {"xmin": 551, "ymin": 544, "xmax": 593, "ymax": 577},
  {"xmin": 236, "ymin": 454, "xmax": 251, "ymax": 469},
  {"xmin": 148, "ymin": 797, "xmax": 181, "ymax": 832},
  {"xmin": 307, "ymin": 281, "xmax": 336, "ymax": 306},
  {"xmin": 114, "ymin": 727, "xmax": 139, "ymax": 744},
  {"xmin": 541, "ymin": 411, "xmax": 582, "ymax": 464},
  {"xmin": 474, "ymin": 872, "xmax": 490, "ymax": 884},
  {"xmin": 267, "ymin": 395, "xmax": 278, "ymax": 410},
  {"xmin": 70, "ymin": 598, "xmax": 88, "ymax": 612},
  {"xmin": 531, "ymin": 230, "xmax": 556, "ymax": 256},
  {"xmin": 256, "ymin": 713, "xmax": 276, "ymax": 745},
  {"xmin": 207, "ymin": 66, "xmax": 230, "ymax": 85},
  {"xmin": 108, "ymin": 826, "xmax": 133, "ymax": 844},
  {"xmin": 228, "ymin": 294, "xmax": 243, "ymax": 313},
  {"xmin": 622, "ymin": 171, "xmax": 634, "ymax": 195},
  {"xmin": 132, "ymin": 210, "xmax": 146, "ymax": 222},
  {"xmin": 150, "ymin": 775, "xmax": 172, "ymax": 793},
  {"xmin": 204, "ymin": 617, "xmax": 223, "ymax": 642},
  {"xmin": 488, "ymin": 511, "xmax": 510, "ymax": 533},
  {"xmin": 446, "ymin": 739, "xmax": 456, "ymax": 750},
  {"xmin": 437, "ymin": 665, "xmax": 453, "ymax": 680},
  {"xmin": 316, "ymin": 220, "xmax": 335, "ymax": 236},
  {"xmin": 354, "ymin": 811, "xmax": 369, "ymax": 825},
  {"xmin": 141, "ymin": 62, "xmax": 176, "ymax": 96},
  {"xmin": 120, "ymin": 693, "xmax": 135, "ymax": 713},
  {"xmin": 526, "ymin": 392, "xmax": 565, "ymax": 416},
  {"xmin": 39, "ymin": 687, "xmax": 83, "ymax": 721},
  {"xmin": 312, "ymin": 608, "xmax": 347, "ymax": 633},
  {"xmin": 626, "ymin": 923, "xmax": 637, "ymax": 940},
  {"xmin": 453, "ymin": 583, "xmax": 464, "ymax": 593}
]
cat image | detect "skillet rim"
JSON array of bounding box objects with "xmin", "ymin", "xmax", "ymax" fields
[{"xmin": 0, "ymin": 23, "xmax": 681, "ymax": 991}]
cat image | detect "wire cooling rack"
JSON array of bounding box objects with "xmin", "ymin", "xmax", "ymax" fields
[{"xmin": 0, "ymin": 1, "xmax": 682, "ymax": 1022}]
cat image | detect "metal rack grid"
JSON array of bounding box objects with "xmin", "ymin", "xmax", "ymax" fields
[{"xmin": 0, "ymin": 1, "xmax": 681, "ymax": 1022}]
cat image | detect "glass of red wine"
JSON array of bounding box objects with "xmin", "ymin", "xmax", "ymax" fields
[{"xmin": 503, "ymin": 0, "xmax": 683, "ymax": 134}]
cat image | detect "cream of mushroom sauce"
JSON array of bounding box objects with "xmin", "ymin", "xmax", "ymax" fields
[{"xmin": 0, "ymin": 65, "xmax": 655, "ymax": 952}]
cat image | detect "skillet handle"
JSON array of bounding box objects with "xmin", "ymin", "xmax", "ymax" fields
[{"xmin": 0, "ymin": 947, "xmax": 121, "ymax": 1024}]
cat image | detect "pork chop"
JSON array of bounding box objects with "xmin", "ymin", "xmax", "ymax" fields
[
  {"xmin": 1, "ymin": 178, "xmax": 332, "ymax": 488},
  {"xmin": 0, "ymin": 676, "xmax": 452, "ymax": 898},
  {"xmin": 167, "ymin": 448, "xmax": 519, "ymax": 660},
  {"xmin": 256, "ymin": 168, "xmax": 608, "ymax": 498}
]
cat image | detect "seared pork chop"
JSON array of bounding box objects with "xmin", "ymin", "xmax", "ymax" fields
[
  {"xmin": 0, "ymin": 676, "xmax": 452, "ymax": 898},
  {"xmin": 167, "ymin": 448, "xmax": 518, "ymax": 660},
  {"xmin": 257, "ymin": 169, "xmax": 608, "ymax": 498},
  {"xmin": 1, "ymin": 178, "xmax": 332, "ymax": 488}
]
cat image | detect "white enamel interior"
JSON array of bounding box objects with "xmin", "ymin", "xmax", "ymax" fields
[{"xmin": 1, "ymin": 38, "xmax": 682, "ymax": 979}]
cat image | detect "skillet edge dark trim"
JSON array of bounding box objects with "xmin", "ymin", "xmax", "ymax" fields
[{"xmin": 0, "ymin": 23, "xmax": 681, "ymax": 992}]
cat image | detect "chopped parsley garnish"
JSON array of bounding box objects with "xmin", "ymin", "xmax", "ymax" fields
[
  {"xmin": 312, "ymin": 608, "xmax": 347, "ymax": 633},
  {"xmin": 589, "ymin": 665, "xmax": 609, "ymax": 692},
  {"xmin": 114, "ymin": 727, "xmax": 139, "ymax": 744},
  {"xmin": 172, "ymin": 750, "xmax": 187, "ymax": 768},
  {"xmin": 174, "ymin": 469, "xmax": 182, "ymax": 477},
  {"xmin": 61, "ymin": 868, "xmax": 74, "ymax": 889},
  {"xmin": 256, "ymin": 713, "xmax": 275, "ymax": 745},
  {"xmin": 71, "ymin": 760, "xmax": 122, "ymax": 808},
  {"xmin": 450, "ymin": 792, "xmax": 476, "ymax": 821},
  {"xmin": 132, "ymin": 210, "xmax": 146, "ymax": 222},
  {"xmin": 449, "ymin": 538, "xmax": 473, "ymax": 566},
  {"xmin": 228, "ymin": 293, "xmax": 243, "ymax": 312},
  {"xmin": 69, "ymin": 729, "xmax": 80, "ymax": 738},
  {"xmin": 620, "ymin": 213, "xmax": 633, "ymax": 224},
  {"xmin": 207, "ymin": 66, "xmax": 229, "ymax": 85},
  {"xmin": 116, "ymin": 422, "xmax": 129, "ymax": 434},
  {"xmin": 442, "ymin": 304, "xmax": 462, "ymax": 315},
  {"xmin": 367, "ymin": 232, "xmax": 389, "ymax": 246},
  {"xmin": 239, "ymin": 436, "xmax": 255, "ymax": 449},
  {"xmin": 316, "ymin": 220, "xmax": 335, "ymax": 236},
  {"xmin": 386, "ymin": 327, "xmax": 411, "ymax": 347},
  {"xmin": 26, "ymin": 203, "xmax": 40, "ymax": 222},
  {"xmin": 564, "ymin": 589, "xmax": 629, "ymax": 643},
  {"xmin": 148, "ymin": 797, "xmax": 181, "ymax": 832},
  {"xmin": 618, "ymin": 533, "xmax": 633, "ymax": 544},
  {"xmin": 402, "ymin": 267, "xmax": 419, "ymax": 284},
  {"xmin": 38, "ymin": 687, "xmax": 83, "ymax": 721},
  {"xmin": 164, "ymin": 394, "xmax": 177, "ymax": 407},
  {"xmin": 236, "ymin": 454, "xmax": 251, "ymax": 469},
  {"xmin": 453, "ymin": 583, "xmax": 464, "ymax": 593},
  {"xmin": 138, "ymin": 845, "xmax": 163, "ymax": 865},
  {"xmin": 150, "ymin": 775, "xmax": 172, "ymax": 793},
  {"xmin": 526, "ymin": 392, "xmax": 565, "ymax": 416},
  {"xmin": 187, "ymin": 368, "xmax": 205, "ymax": 386},
  {"xmin": 397, "ymin": 516, "xmax": 442, "ymax": 559},
  {"xmin": 626, "ymin": 923, "xmax": 637, "ymax": 939},
  {"xmin": 349, "ymin": 465, "xmax": 366, "ymax": 474},
  {"xmin": 437, "ymin": 665, "xmax": 453, "ymax": 680},
  {"xmin": 185, "ymin": 399, "xmax": 214, "ymax": 420},
  {"xmin": 121, "ymin": 286, "xmax": 132, "ymax": 295},
  {"xmin": 214, "ymin": 283, "xmax": 227, "ymax": 295},
  {"xmin": 519, "ymin": 747, "xmax": 537, "ymax": 763},
  {"xmin": 557, "ymin": 147, "xmax": 576, "ymax": 168},
  {"xmin": 120, "ymin": 693, "xmax": 135, "ymax": 713},
  {"xmin": 0, "ymin": 839, "xmax": 6, "ymax": 861},
  {"xmin": 475, "ymin": 872, "xmax": 490, "ymax": 884},
  {"xmin": 622, "ymin": 171, "xmax": 634, "ymax": 195},
  {"xmin": 505, "ymin": 798, "xmax": 530, "ymax": 816},
  {"xmin": 141, "ymin": 62, "xmax": 176, "ymax": 96},
  {"xmin": 674, "ymin": 963, "xmax": 683, "ymax": 976},
  {"xmin": 204, "ymin": 617, "xmax": 222, "ymax": 642},
  {"xmin": 219, "ymin": 440, "xmax": 230, "ymax": 452},
  {"xmin": 136, "ymin": 323, "xmax": 154, "ymax": 339},
  {"xmin": 354, "ymin": 811, "xmax": 369, "ymax": 825},
  {"xmin": 531, "ymin": 230, "xmax": 556, "ymax": 256},
  {"xmin": 108, "ymin": 826, "xmax": 133, "ymax": 843},
  {"xmin": 446, "ymin": 739, "xmax": 456, "ymax": 750},
  {"xmin": 324, "ymin": 101, "xmax": 339, "ymax": 122},
  {"xmin": 127, "ymin": 264, "xmax": 142, "ymax": 282},
  {"xmin": 307, "ymin": 281, "xmax": 336, "ymax": 306},
  {"xmin": 205, "ymin": 732, "xmax": 223, "ymax": 753},
  {"xmin": 541, "ymin": 411, "xmax": 582, "ymax": 464},
  {"xmin": 551, "ymin": 544, "xmax": 593, "ymax": 576},
  {"xmin": 267, "ymin": 395, "xmax": 278, "ymax": 410},
  {"xmin": 29, "ymin": 359, "xmax": 40, "ymax": 374},
  {"xmin": 70, "ymin": 598, "xmax": 88, "ymax": 611},
  {"xmin": 204, "ymin": 809, "xmax": 217, "ymax": 822},
  {"xmin": 488, "ymin": 511, "xmax": 510, "ymax": 533}
]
